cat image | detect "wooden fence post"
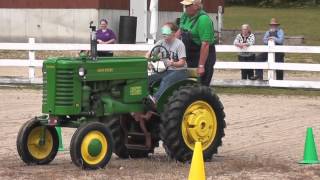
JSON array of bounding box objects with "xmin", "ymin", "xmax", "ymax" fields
[
  {"xmin": 28, "ymin": 38, "xmax": 36, "ymax": 82},
  {"xmin": 267, "ymin": 40, "xmax": 275, "ymax": 81}
]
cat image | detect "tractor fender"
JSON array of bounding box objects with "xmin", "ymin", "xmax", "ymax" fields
[{"xmin": 157, "ymin": 78, "xmax": 198, "ymax": 112}]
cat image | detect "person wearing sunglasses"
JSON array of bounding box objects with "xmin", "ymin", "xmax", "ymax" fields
[{"xmin": 178, "ymin": 0, "xmax": 216, "ymax": 86}]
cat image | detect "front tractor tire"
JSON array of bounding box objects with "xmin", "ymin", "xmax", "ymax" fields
[
  {"xmin": 160, "ymin": 85, "xmax": 226, "ymax": 162},
  {"xmin": 70, "ymin": 122, "xmax": 113, "ymax": 169},
  {"xmin": 16, "ymin": 118, "xmax": 59, "ymax": 165}
]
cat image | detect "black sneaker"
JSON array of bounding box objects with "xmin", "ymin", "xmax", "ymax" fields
[{"xmin": 143, "ymin": 95, "xmax": 157, "ymax": 111}]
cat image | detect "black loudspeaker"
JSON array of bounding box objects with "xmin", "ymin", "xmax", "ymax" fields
[{"xmin": 118, "ymin": 16, "xmax": 137, "ymax": 44}]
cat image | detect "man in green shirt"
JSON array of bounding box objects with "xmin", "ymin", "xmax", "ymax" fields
[{"xmin": 178, "ymin": 0, "xmax": 216, "ymax": 86}]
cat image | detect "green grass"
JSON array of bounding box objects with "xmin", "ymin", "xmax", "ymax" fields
[
  {"xmin": 217, "ymin": 52, "xmax": 320, "ymax": 64},
  {"xmin": 223, "ymin": 6, "xmax": 320, "ymax": 46},
  {"xmin": 219, "ymin": 6, "xmax": 320, "ymax": 63},
  {"xmin": 214, "ymin": 87, "xmax": 320, "ymax": 96}
]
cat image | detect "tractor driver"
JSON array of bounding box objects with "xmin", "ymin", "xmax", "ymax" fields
[
  {"xmin": 146, "ymin": 22, "xmax": 188, "ymax": 105},
  {"xmin": 131, "ymin": 22, "xmax": 187, "ymax": 149}
]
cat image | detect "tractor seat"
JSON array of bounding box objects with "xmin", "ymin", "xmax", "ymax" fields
[{"xmin": 186, "ymin": 68, "xmax": 200, "ymax": 78}]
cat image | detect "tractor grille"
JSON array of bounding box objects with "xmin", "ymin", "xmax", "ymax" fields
[
  {"xmin": 55, "ymin": 69, "xmax": 74, "ymax": 106},
  {"xmin": 42, "ymin": 73, "xmax": 47, "ymax": 104}
]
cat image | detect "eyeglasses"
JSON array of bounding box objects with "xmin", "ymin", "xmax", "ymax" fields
[{"xmin": 184, "ymin": 4, "xmax": 193, "ymax": 8}]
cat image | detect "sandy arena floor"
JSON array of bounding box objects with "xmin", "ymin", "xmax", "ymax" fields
[{"xmin": 0, "ymin": 88, "xmax": 320, "ymax": 179}]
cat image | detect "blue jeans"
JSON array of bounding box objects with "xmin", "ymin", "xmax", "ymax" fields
[{"xmin": 149, "ymin": 70, "xmax": 188, "ymax": 101}]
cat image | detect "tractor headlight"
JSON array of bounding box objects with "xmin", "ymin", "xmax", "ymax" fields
[{"xmin": 78, "ymin": 67, "xmax": 86, "ymax": 77}]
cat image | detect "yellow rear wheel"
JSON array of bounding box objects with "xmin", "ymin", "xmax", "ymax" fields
[
  {"xmin": 182, "ymin": 100, "xmax": 217, "ymax": 151},
  {"xmin": 160, "ymin": 85, "xmax": 226, "ymax": 162}
]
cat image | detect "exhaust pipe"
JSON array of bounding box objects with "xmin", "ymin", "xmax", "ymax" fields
[{"xmin": 89, "ymin": 21, "xmax": 97, "ymax": 61}]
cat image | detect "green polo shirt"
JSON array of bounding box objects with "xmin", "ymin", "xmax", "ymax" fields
[{"xmin": 179, "ymin": 10, "xmax": 215, "ymax": 45}]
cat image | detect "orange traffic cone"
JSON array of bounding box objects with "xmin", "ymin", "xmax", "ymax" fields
[{"xmin": 188, "ymin": 142, "xmax": 205, "ymax": 180}]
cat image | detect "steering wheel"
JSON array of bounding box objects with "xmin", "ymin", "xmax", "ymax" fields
[{"xmin": 148, "ymin": 45, "xmax": 170, "ymax": 74}]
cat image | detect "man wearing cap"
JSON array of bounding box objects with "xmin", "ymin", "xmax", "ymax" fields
[
  {"xmin": 178, "ymin": 0, "xmax": 216, "ymax": 86},
  {"xmin": 252, "ymin": 18, "xmax": 285, "ymax": 80}
]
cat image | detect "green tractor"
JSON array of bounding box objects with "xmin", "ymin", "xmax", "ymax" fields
[{"xmin": 16, "ymin": 22, "xmax": 226, "ymax": 169}]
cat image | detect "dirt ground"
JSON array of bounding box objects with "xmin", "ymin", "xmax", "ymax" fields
[{"xmin": 0, "ymin": 88, "xmax": 320, "ymax": 180}]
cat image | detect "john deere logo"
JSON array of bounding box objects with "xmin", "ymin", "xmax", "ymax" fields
[
  {"xmin": 97, "ymin": 68, "xmax": 114, "ymax": 73},
  {"xmin": 130, "ymin": 86, "xmax": 142, "ymax": 96}
]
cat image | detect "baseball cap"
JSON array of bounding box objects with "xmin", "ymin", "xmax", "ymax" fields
[
  {"xmin": 161, "ymin": 26, "xmax": 172, "ymax": 37},
  {"xmin": 180, "ymin": 0, "xmax": 201, "ymax": 5}
]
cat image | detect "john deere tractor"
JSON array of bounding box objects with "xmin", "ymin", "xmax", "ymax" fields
[{"xmin": 16, "ymin": 22, "xmax": 226, "ymax": 169}]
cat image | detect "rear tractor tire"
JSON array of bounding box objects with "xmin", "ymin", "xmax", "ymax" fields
[
  {"xmin": 16, "ymin": 118, "xmax": 59, "ymax": 165},
  {"xmin": 160, "ymin": 85, "xmax": 226, "ymax": 162},
  {"xmin": 70, "ymin": 122, "xmax": 113, "ymax": 169},
  {"xmin": 103, "ymin": 116, "xmax": 129, "ymax": 159}
]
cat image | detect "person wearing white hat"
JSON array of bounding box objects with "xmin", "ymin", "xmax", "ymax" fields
[{"xmin": 178, "ymin": 0, "xmax": 216, "ymax": 86}]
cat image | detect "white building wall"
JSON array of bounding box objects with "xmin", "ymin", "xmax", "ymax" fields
[
  {"xmin": 0, "ymin": 9, "xmax": 100, "ymax": 43},
  {"xmin": 0, "ymin": 9, "xmax": 217, "ymax": 43}
]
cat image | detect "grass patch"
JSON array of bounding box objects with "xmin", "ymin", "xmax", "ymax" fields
[
  {"xmin": 214, "ymin": 86, "xmax": 320, "ymax": 96},
  {"xmin": 217, "ymin": 52, "xmax": 320, "ymax": 64},
  {"xmin": 222, "ymin": 6, "xmax": 320, "ymax": 64},
  {"xmin": 217, "ymin": 52, "xmax": 238, "ymax": 62},
  {"xmin": 224, "ymin": 6, "xmax": 320, "ymax": 46},
  {"xmin": 0, "ymin": 84, "xmax": 42, "ymax": 90}
]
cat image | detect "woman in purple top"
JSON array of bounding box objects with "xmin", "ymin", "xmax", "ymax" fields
[{"xmin": 96, "ymin": 19, "xmax": 116, "ymax": 57}]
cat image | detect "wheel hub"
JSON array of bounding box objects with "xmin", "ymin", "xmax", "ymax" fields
[
  {"xmin": 27, "ymin": 127, "xmax": 53, "ymax": 160},
  {"xmin": 182, "ymin": 101, "xmax": 217, "ymax": 150},
  {"xmin": 88, "ymin": 139, "xmax": 102, "ymax": 157},
  {"xmin": 81, "ymin": 131, "xmax": 108, "ymax": 165}
]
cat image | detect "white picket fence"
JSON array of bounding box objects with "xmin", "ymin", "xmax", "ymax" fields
[{"xmin": 1, "ymin": 38, "xmax": 320, "ymax": 89}]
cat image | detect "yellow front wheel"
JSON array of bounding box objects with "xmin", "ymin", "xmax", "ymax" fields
[
  {"xmin": 70, "ymin": 122, "xmax": 113, "ymax": 169},
  {"xmin": 16, "ymin": 118, "xmax": 59, "ymax": 165}
]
